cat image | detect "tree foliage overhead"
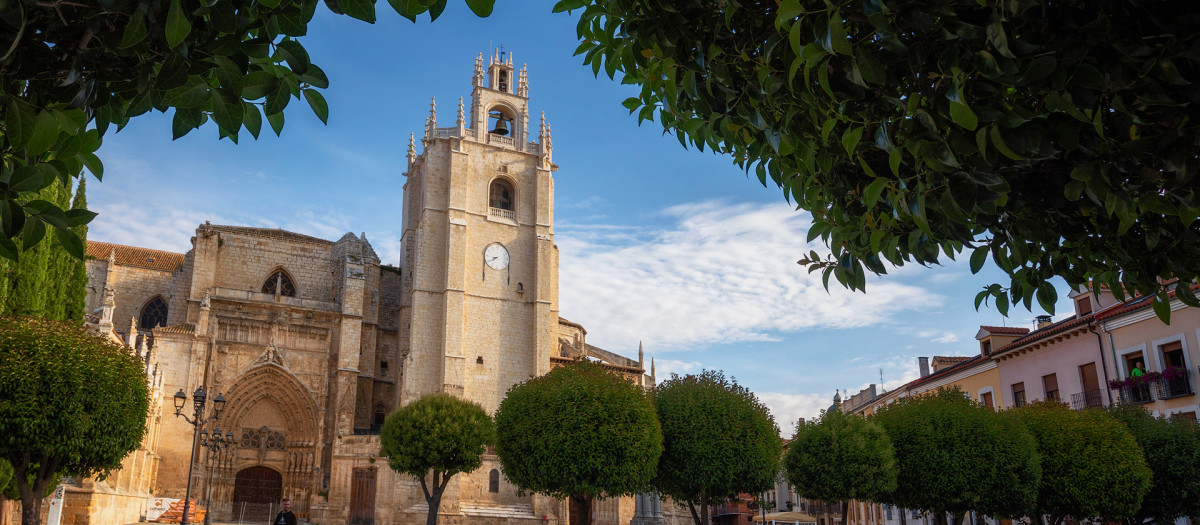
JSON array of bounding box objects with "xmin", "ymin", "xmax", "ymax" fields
[
  {"xmin": 783, "ymin": 409, "xmax": 895, "ymax": 525},
  {"xmin": 871, "ymin": 388, "xmax": 1041, "ymax": 524},
  {"xmin": 1014, "ymin": 401, "xmax": 1149, "ymax": 525},
  {"xmin": 379, "ymin": 393, "xmax": 495, "ymax": 525},
  {"xmin": 1105, "ymin": 403, "xmax": 1200, "ymax": 525},
  {"xmin": 0, "ymin": 0, "xmax": 494, "ymax": 261},
  {"xmin": 0, "ymin": 316, "xmax": 150, "ymax": 525},
  {"xmin": 653, "ymin": 370, "xmax": 781, "ymax": 525},
  {"xmin": 494, "ymin": 360, "xmax": 661, "ymax": 525},
  {"xmin": 558, "ymin": 0, "xmax": 1200, "ymax": 320}
]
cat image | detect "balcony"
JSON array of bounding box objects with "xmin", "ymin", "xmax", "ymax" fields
[
  {"xmin": 1070, "ymin": 389, "xmax": 1104, "ymax": 410},
  {"xmin": 1118, "ymin": 384, "xmax": 1154, "ymax": 404},
  {"xmin": 1153, "ymin": 368, "xmax": 1195, "ymax": 400},
  {"xmin": 489, "ymin": 207, "xmax": 516, "ymax": 221}
]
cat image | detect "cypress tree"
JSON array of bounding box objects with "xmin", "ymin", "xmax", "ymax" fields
[
  {"xmin": 5, "ymin": 182, "xmax": 59, "ymax": 317},
  {"xmin": 42, "ymin": 181, "xmax": 72, "ymax": 321},
  {"xmin": 64, "ymin": 178, "xmax": 88, "ymax": 324}
]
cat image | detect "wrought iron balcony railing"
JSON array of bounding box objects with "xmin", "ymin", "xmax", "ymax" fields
[{"xmin": 1070, "ymin": 389, "xmax": 1104, "ymax": 410}]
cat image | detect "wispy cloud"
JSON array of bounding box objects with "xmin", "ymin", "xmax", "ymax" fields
[
  {"xmin": 650, "ymin": 358, "xmax": 703, "ymax": 380},
  {"xmin": 557, "ymin": 201, "xmax": 945, "ymax": 351},
  {"xmin": 758, "ymin": 391, "xmax": 830, "ymax": 438}
]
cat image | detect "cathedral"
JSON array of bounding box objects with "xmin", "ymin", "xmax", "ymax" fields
[{"xmin": 72, "ymin": 51, "xmax": 682, "ymax": 525}]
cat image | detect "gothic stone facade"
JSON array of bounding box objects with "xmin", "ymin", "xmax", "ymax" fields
[{"xmin": 77, "ymin": 51, "xmax": 683, "ymax": 525}]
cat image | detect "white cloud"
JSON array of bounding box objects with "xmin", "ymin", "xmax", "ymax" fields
[
  {"xmin": 915, "ymin": 329, "xmax": 960, "ymax": 344},
  {"xmin": 758, "ymin": 391, "xmax": 830, "ymax": 438},
  {"xmin": 557, "ymin": 201, "xmax": 945, "ymax": 351},
  {"xmin": 89, "ymin": 201, "xmax": 220, "ymax": 253},
  {"xmin": 650, "ymin": 358, "xmax": 703, "ymax": 380}
]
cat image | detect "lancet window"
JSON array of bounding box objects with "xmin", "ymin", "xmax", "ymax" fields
[{"xmin": 139, "ymin": 296, "xmax": 169, "ymax": 329}]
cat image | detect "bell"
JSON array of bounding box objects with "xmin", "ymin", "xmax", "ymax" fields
[{"xmin": 489, "ymin": 117, "xmax": 509, "ymax": 136}]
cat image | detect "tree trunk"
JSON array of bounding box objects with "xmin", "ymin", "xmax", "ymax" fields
[
  {"xmin": 687, "ymin": 501, "xmax": 701, "ymax": 525},
  {"xmin": 700, "ymin": 497, "xmax": 709, "ymax": 525},
  {"xmin": 900, "ymin": 506, "xmax": 907, "ymax": 525},
  {"xmin": 419, "ymin": 469, "xmax": 453, "ymax": 525},
  {"xmin": 426, "ymin": 489, "xmax": 443, "ymax": 525},
  {"xmin": 840, "ymin": 501, "xmax": 848, "ymax": 525}
]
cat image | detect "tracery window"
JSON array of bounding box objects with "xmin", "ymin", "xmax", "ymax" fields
[
  {"xmin": 240, "ymin": 428, "xmax": 286, "ymax": 450},
  {"xmin": 139, "ymin": 296, "xmax": 169, "ymax": 329},
  {"xmin": 241, "ymin": 428, "xmax": 261, "ymax": 448},
  {"xmin": 489, "ymin": 179, "xmax": 514, "ymax": 211},
  {"xmin": 261, "ymin": 269, "xmax": 296, "ymax": 297}
]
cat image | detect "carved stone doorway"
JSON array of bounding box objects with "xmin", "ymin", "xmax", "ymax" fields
[{"xmin": 232, "ymin": 466, "xmax": 282, "ymax": 523}]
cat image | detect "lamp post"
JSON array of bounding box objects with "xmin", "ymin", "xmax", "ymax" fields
[
  {"xmin": 173, "ymin": 387, "xmax": 227, "ymax": 525},
  {"xmin": 198, "ymin": 426, "xmax": 236, "ymax": 525}
]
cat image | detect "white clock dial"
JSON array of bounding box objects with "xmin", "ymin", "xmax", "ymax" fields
[{"xmin": 484, "ymin": 243, "xmax": 510, "ymax": 270}]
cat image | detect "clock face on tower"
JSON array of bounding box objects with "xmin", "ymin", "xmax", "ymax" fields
[{"xmin": 484, "ymin": 243, "xmax": 510, "ymax": 270}]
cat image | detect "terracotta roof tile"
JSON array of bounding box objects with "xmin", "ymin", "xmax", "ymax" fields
[
  {"xmin": 1094, "ymin": 283, "xmax": 1200, "ymax": 321},
  {"xmin": 978, "ymin": 325, "xmax": 1030, "ymax": 335},
  {"xmin": 155, "ymin": 323, "xmax": 195, "ymax": 334},
  {"xmin": 87, "ymin": 241, "xmax": 186, "ymax": 272},
  {"xmin": 202, "ymin": 224, "xmax": 333, "ymax": 245},
  {"xmin": 907, "ymin": 354, "xmax": 988, "ymax": 388},
  {"xmin": 995, "ymin": 314, "xmax": 1091, "ymax": 354}
]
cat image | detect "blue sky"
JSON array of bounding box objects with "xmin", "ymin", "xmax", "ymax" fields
[{"xmin": 89, "ymin": 1, "xmax": 1072, "ymax": 431}]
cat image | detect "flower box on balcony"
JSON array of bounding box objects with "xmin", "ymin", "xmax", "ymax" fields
[{"xmin": 1153, "ymin": 367, "xmax": 1194, "ymax": 400}]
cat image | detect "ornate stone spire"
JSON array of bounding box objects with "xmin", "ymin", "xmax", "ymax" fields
[
  {"xmin": 406, "ymin": 132, "xmax": 416, "ymax": 170},
  {"xmin": 128, "ymin": 317, "xmax": 140, "ymax": 350},
  {"xmin": 424, "ymin": 97, "xmax": 437, "ymax": 139},
  {"xmin": 473, "ymin": 52, "xmax": 485, "ymax": 87},
  {"xmin": 539, "ymin": 112, "xmax": 554, "ymax": 169},
  {"xmin": 457, "ymin": 97, "xmax": 465, "ymax": 130},
  {"xmin": 517, "ymin": 64, "xmax": 529, "ymax": 97}
]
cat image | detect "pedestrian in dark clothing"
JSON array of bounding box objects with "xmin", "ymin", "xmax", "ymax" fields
[{"xmin": 273, "ymin": 498, "xmax": 297, "ymax": 525}]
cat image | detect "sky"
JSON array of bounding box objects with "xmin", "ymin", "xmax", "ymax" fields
[{"xmin": 88, "ymin": 1, "xmax": 1074, "ymax": 433}]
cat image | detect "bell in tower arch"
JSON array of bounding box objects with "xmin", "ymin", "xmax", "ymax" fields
[{"xmin": 488, "ymin": 110, "xmax": 510, "ymax": 136}]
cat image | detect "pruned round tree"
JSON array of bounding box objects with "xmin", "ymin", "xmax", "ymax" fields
[
  {"xmin": 379, "ymin": 393, "xmax": 495, "ymax": 525},
  {"xmin": 557, "ymin": 0, "xmax": 1200, "ymax": 321},
  {"xmin": 783, "ymin": 409, "xmax": 896, "ymax": 525},
  {"xmin": 0, "ymin": 316, "xmax": 150, "ymax": 525},
  {"xmin": 653, "ymin": 370, "xmax": 781, "ymax": 525},
  {"xmin": 871, "ymin": 388, "xmax": 1041, "ymax": 525},
  {"xmin": 494, "ymin": 360, "xmax": 661, "ymax": 525},
  {"xmin": 1014, "ymin": 401, "xmax": 1150, "ymax": 525},
  {"xmin": 1104, "ymin": 403, "xmax": 1200, "ymax": 525}
]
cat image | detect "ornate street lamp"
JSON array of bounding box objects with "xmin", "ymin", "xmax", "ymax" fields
[
  {"xmin": 198, "ymin": 427, "xmax": 236, "ymax": 525},
  {"xmin": 173, "ymin": 387, "xmax": 227, "ymax": 525}
]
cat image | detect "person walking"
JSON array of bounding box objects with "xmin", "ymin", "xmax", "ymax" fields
[{"xmin": 272, "ymin": 498, "xmax": 296, "ymax": 525}]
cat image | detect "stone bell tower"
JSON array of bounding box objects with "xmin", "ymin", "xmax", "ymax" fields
[{"xmin": 397, "ymin": 48, "xmax": 559, "ymax": 413}]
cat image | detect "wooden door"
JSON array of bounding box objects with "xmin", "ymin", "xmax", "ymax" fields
[
  {"xmin": 232, "ymin": 466, "xmax": 282, "ymax": 523},
  {"xmin": 1080, "ymin": 362, "xmax": 1100, "ymax": 392},
  {"xmin": 349, "ymin": 468, "xmax": 376, "ymax": 525},
  {"xmin": 568, "ymin": 497, "xmax": 588, "ymax": 525}
]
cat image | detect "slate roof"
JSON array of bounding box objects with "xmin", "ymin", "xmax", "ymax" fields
[{"xmin": 87, "ymin": 241, "xmax": 186, "ymax": 272}]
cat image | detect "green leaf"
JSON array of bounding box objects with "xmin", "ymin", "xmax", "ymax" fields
[
  {"xmin": 988, "ymin": 125, "xmax": 1022, "ymax": 160},
  {"xmin": 265, "ymin": 81, "xmax": 291, "ymax": 116},
  {"xmin": 54, "ymin": 227, "xmax": 84, "ymax": 259},
  {"xmin": 165, "ymin": 0, "xmax": 192, "ymax": 49},
  {"xmin": 19, "ymin": 218, "xmax": 45, "ymax": 250},
  {"xmin": 120, "ymin": 11, "xmax": 148, "ymax": 48},
  {"xmin": 163, "ymin": 79, "xmax": 210, "ymax": 108},
  {"xmin": 1152, "ymin": 294, "xmax": 1172, "ymax": 324},
  {"xmin": 949, "ymin": 101, "xmax": 978, "ymax": 131},
  {"xmin": 211, "ymin": 89, "xmax": 244, "ymax": 136},
  {"xmin": 298, "ymin": 64, "xmax": 330, "ymax": 89},
  {"xmin": 969, "ymin": 246, "xmax": 988, "ymax": 274},
  {"xmin": 5, "ymin": 99, "xmax": 35, "ymax": 150},
  {"xmin": 464, "ymin": 0, "xmax": 493, "ymax": 17},
  {"xmin": 8, "ymin": 166, "xmax": 46, "ymax": 193},
  {"xmin": 242, "ymin": 72, "xmax": 279, "ymax": 100},
  {"xmin": 243, "ymin": 102, "xmax": 263, "ymax": 139},
  {"xmin": 267, "ymin": 110, "xmax": 285, "ymax": 136},
  {"xmin": 863, "ymin": 178, "xmax": 887, "ymax": 209},
  {"xmin": 27, "ymin": 111, "xmax": 60, "ymax": 156},
  {"xmin": 841, "ymin": 126, "xmax": 863, "ymax": 155},
  {"xmin": 888, "ymin": 148, "xmax": 902, "ymax": 176},
  {"xmin": 63, "ymin": 208, "xmax": 98, "ymax": 228},
  {"xmin": 337, "ymin": 0, "xmax": 376, "ymax": 23},
  {"xmin": 276, "ymin": 40, "xmax": 311, "ymax": 75},
  {"xmin": 1036, "ymin": 282, "xmax": 1058, "ymax": 315},
  {"xmin": 80, "ymin": 152, "xmax": 103, "ymax": 181},
  {"xmin": 303, "ymin": 90, "xmax": 328, "ymax": 124}
]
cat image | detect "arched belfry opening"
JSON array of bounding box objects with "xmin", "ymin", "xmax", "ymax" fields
[
  {"xmin": 489, "ymin": 178, "xmax": 516, "ymax": 220},
  {"xmin": 488, "ymin": 107, "xmax": 514, "ymax": 136}
]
